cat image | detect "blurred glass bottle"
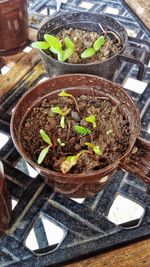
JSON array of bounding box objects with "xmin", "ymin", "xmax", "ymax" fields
[{"xmin": 0, "ymin": 0, "xmax": 28, "ymax": 56}]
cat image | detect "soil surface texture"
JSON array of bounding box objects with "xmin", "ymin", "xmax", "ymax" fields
[{"xmin": 21, "ymin": 93, "xmax": 131, "ymax": 174}]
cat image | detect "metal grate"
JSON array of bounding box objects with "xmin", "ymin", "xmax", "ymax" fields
[{"xmin": 0, "ymin": 0, "xmax": 150, "ymax": 266}]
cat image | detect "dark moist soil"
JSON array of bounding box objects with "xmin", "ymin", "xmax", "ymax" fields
[
  {"xmin": 21, "ymin": 93, "xmax": 131, "ymax": 174},
  {"xmin": 54, "ymin": 28, "xmax": 122, "ymax": 64}
]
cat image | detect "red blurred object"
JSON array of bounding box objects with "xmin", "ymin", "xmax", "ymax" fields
[{"xmin": 0, "ymin": 0, "xmax": 28, "ymax": 56}]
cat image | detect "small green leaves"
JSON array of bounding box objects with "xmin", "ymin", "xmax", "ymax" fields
[
  {"xmin": 58, "ymin": 48, "xmax": 73, "ymax": 62},
  {"xmin": 81, "ymin": 48, "xmax": 95, "ymax": 59},
  {"xmin": 106, "ymin": 129, "xmax": 113, "ymax": 135},
  {"xmin": 74, "ymin": 125, "xmax": 91, "ymax": 135},
  {"xmin": 65, "ymin": 37, "xmax": 75, "ymax": 49},
  {"xmin": 85, "ymin": 142, "xmax": 102, "ymax": 156},
  {"xmin": 93, "ymin": 146, "xmax": 102, "ymax": 156},
  {"xmin": 93, "ymin": 36, "xmax": 105, "ymax": 51},
  {"xmin": 44, "ymin": 34, "xmax": 62, "ymax": 53},
  {"xmin": 51, "ymin": 106, "xmax": 70, "ymax": 128},
  {"xmin": 81, "ymin": 35, "xmax": 105, "ymax": 59},
  {"xmin": 37, "ymin": 129, "xmax": 52, "ymax": 164},
  {"xmin": 57, "ymin": 138, "xmax": 65, "ymax": 147},
  {"xmin": 58, "ymin": 90, "xmax": 80, "ymax": 113},
  {"xmin": 86, "ymin": 115, "xmax": 96, "ymax": 129},
  {"xmin": 51, "ymin": 106, "xmax": 63, "ymax": 115},
  {"xmin": 40, "ymin": 129, "xmax": 52, "ymax": 146},
  {"xmin": 58, "ymin": 90, "xmax": 72, "ymax": 98},
  {"xmin": 37, "ymin": 146, "xmax": 49, "ymax": 165},
  {"xmin": 51, "ymin": 106, "xmax": 70, "ymax": 116},
  {"xmin": 32, "ymin": 41, "xmax": 50, "ymax": 50}
]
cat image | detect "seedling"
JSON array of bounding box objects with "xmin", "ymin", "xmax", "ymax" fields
[
  {"xmin": 74, "ymin": 125, "xmax": 91, "ymax": 135},
  {"xmin": 57, "ymin": 138, "xmax": 65, "ymax": 147},
  {"xmin": 81, "ymin": 35, "xmax": 105, "ymax": 59},
  {"xmin": 51, "ymin": 106, "xmax": 71, "ymax": 128},
  {"xmin": 61, "ymin": 150, "xmax": 90, "ymax": 173},
  {"xmin": 85, "ymin": 142, "xmax": 102, "ymax": 156},
  {"xmin": 32, "ymin": 41, "xmax": 50, "ymax": 50},
  {"xmin": 58, "ymin": 90, "xmax": 80, "ymax": 113},
  {"xmin": 86, "ymin": 115, "xmax": 96, "ymax": 129},
  {"xmin": 37, "ymin": 129, "xmax": 52, "ymax": 164},
  {"xmin": 106, "ymin": 129, "xmax": 113, "ymax": 135},
  {"xmin": 32, "ymin": 34, "xmax": 75, "ymax": 62}
]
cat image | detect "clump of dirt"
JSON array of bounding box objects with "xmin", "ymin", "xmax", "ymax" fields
[
  {"xmin": 21, "ymin": 92, "xmax": 131, "ymax": 174},
  {"xmin": 54, "ymin": 28, "xmax": 122, "ymax": 63}
]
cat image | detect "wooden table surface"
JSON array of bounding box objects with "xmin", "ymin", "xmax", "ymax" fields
[
  {"xmin": 124, "ymin": 0, "xmax": 150, "ymax": 30},
  {"xmin": 65, "ymin": 238, "xmax": 150, "ymax": 267}
]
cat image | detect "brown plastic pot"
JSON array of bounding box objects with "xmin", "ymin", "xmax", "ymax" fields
[
  {"xmin": 0, "ymin": 0, "xmax": 28, "ymax": 56},
  {"xmin": 11, "ymin": 74, "xmax": 150, "ymax": 197},
  {"xmin": 36, "ymin": 12, "xmax": 144, "ymax": 80}
]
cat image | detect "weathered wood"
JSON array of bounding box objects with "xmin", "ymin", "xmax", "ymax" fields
[
  {"xmin": 125, "ymin": 0, "xmax": 150, "ymax": 30},
  {"xmin": 21, "ymin": 63, "xmax": 45, "ymax": 88},
  {"xmin": 65, "ymin": 239, "xmax": 150, "ymax": 267},
  {"xmin": 0, "ymin": 49, "xmax": 40, "ymax": 98}
]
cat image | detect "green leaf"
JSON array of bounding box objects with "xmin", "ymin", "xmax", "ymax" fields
[
  {"xmin": 57, "ymin": 138, "xmax": 65, "ymax": 147},
  {"xmin": 44, "ymin": 34, "xmax": 62, "ymax": 53},
  {"xmin": 31, "ymin": 41, "xmax": 50, "ymax": 50},
  {"xmin": 85, "ymin": 142, "xmax": 102, "ymax": 156},
  {"xmin": 84, "ymin": 142, "xmax": 94, "ymax": 148},
  {"xmin": 65, "ymin": 37, "xmax": 75, "ymax": 49},
  {"xmin": 60, "ymin": 116, "xmax": 65, "ymax": 128},
  {"xmin": 86, "ymin": 115, "xmax": 96, "ymax": 128},
  {"xmin": 74, "ymin": 125, "xmax": 91, "ymax": 135},
  {"xmin": 51, "ymin": 106, "xmax": 63, "ymax": 115},
  {"xmin": 67, "ymin": 155, "xmax": 77, "ymax": 161},
  {"xmin": 81, "ymin": 48, "xmax": 95, "ymax": 59},
  {"xmin": 93, "ymin": 145, "xmax": 102, "ymax": 156},
  {"xmin": 37, "ymin": 146, "xmax": 49, "ymax": 164},
  {"xmin": 93, "ymin": 36, "xmax": 105, "ymax": 51},
  {"xmin": 63, "ymin": 48, "xmax": 74, "ymax": 61},
  {"xmin": 57, "ymin": 50, "xmax": 65, "ymax": 61},
  {"xmin": 58, "ymin": 48, "xmax": 73, "ymax": 62},
  {"xmin": 40, "ymin": 129, "xmax": 52, "ymax": 146},
  {"xmin": 49, "ymin": 46, "xmax": 58, "ymax": 54},
  {"xmin": 58, "ymin": 90, "xmax": 72, "ymax": 98},
  {"xmin": 106, "ymin": 129, "xmax": 113, "ymax": 135}
]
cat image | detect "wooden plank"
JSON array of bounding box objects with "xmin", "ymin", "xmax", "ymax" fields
[
  {"xmin": 124, "ymin": 0, "xmax": 150, "ymax": 30},
  {"xmin": 0, "ymin": 49, "xmax": 40, "ymax": 98},
  {"xmin": 19, "ymin": 62, "xmax": 45, "ymax": 89},
  {"xmin": 65, "ymin": 239, "xmax": 150, "ymax": 267}
]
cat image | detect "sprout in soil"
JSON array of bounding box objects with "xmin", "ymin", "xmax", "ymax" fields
[
  {"xmin": 106, "ymin": 129, "xmax": 113, "ymax": 135},
  {"xmin": 57, "ymin": 138, "xmax": 65, "ymax": 147},
  {"xmin": 86, "ymin": 114, "xmax": 96, "ymax": 129},
  {"xmin": 74, "ymin": 125, "xmax": 91, "ymax": 135},
  {"xmin": 58, "ymin": 90, "xmax": 80, "ymax": 113},
  {"xmin": 51, "ymin": 106, "xmax": 71, "ymax": 128},
  {"xmin": 32, "ymin": 34, "xmax": 75, "ymax": 62},
  {"xmin": 85, "ymin": 142, "xmax": 102, "ymax": 156},
  {"xmin": 81, "ymin": 36, "xmax": 105, "ymax": 59},
  {"xmin": 37, "ymin": 129, "xmax": 52, "ymax": 164},
  {"xmin": 61, "ymin": 150, "xmax": 91, "ymax": 174}
]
